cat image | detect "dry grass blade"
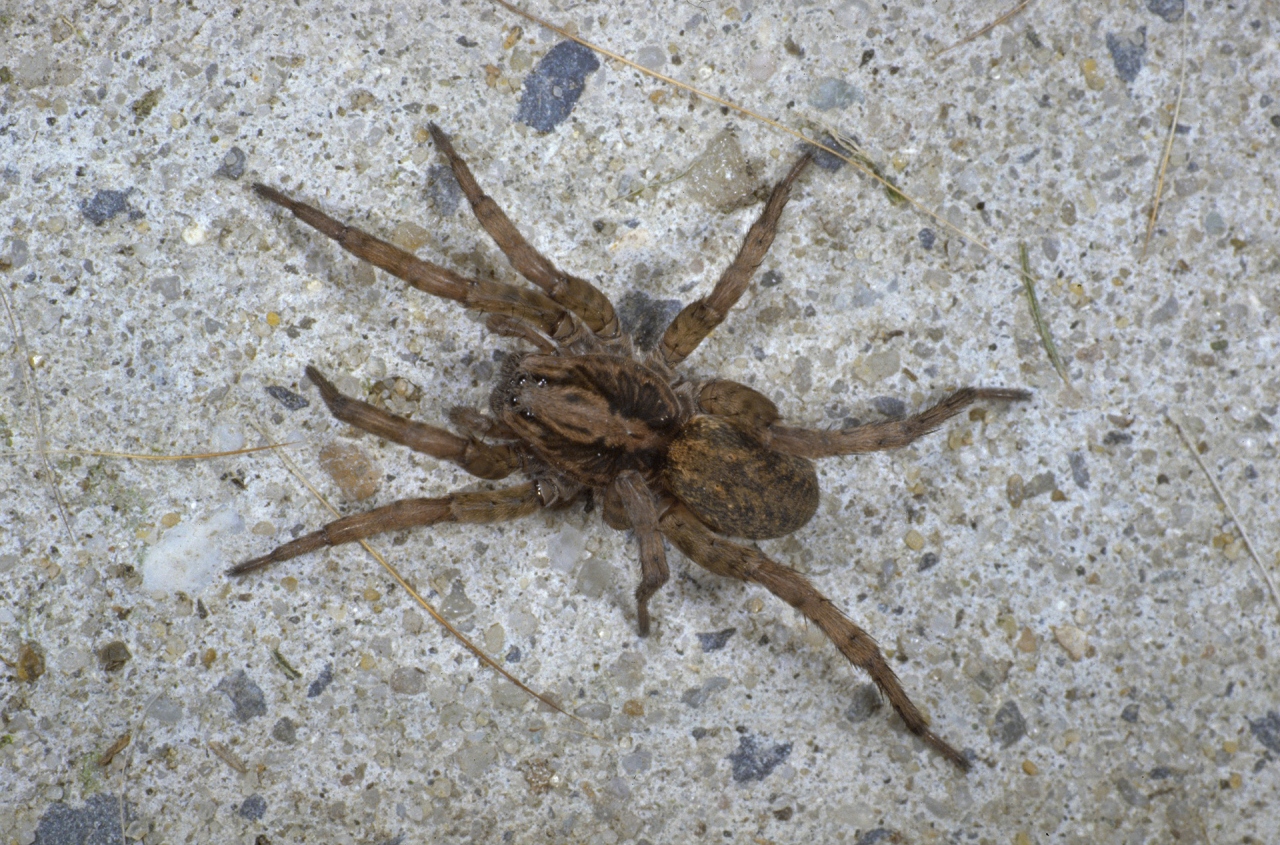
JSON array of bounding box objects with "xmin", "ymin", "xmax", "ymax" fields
[
  {"xmin": 248, "ymin": 422, "xmax": 574, "ymax": 720},
  {"xmin": 0, "ymin": 285, "xmax": 74, "ymax": 545},
  {"xmin": 1168, "ymin": 415, "xmax": 1277, "ymax": 613},
  {"xmin": 1019, "ymin": 242, "xmax": 1070, "ymax": 384},
  {"xmin": 931, "ymin": 0, "xmax": 1033, "ymax": 59},
  {"xmin": 1142, "ymin": 4, "xmax": 1190, "ymax": 260},
  {"xmin": 0, "ymin": 442, "xmax": 298, "ymax": 462}
]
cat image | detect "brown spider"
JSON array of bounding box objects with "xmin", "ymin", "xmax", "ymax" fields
[{"xmin": 232, "ymin": 123, "xmax": 1029, "ymax": 772}]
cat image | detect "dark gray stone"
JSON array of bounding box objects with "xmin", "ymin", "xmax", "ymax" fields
[
  {"xmin": 992, "ymin": 699, "xmax": 1027, "ymax": 747},
  {"xmin": 33, "ymin": 793, "xmax": 129, "ymax": 845},
  {"xmin": 425, "ymin": 163, "xmax": 462, "ymax": 215},
  {"xmin": 217, "ymin": 670, "xmax": 267, "ymax": 722},
  {"xmin": 1249, "ymin": 710, "xmax": 1280, "ymax": 753},
  {"xmin": 1069, "ymin": 451, "xmax": 1090, "ymax": 489},
  {"xmin": 265, "ymin": 385, "xmax": 310, "ymax": 411},
  {"xmin": 237, "ymin": 794, "xmax": 266, "ymax": 821},
  {"xmin": 216, "ymin": 146, "xmax": 246, "ymax": 180},
  {"xmin": 515, "ymin": 41, "xmax": 600, "ymax": 132},
  {"xmin": 696, "ymin": 628, "xmax": 736, "ymax": 652},
  {"xmin": 1146, "ymin": 0, "xmax": 1184, "ymax": 23},
  {"xmin": 727, "ymin": 733, "xmax": 792, "ymax": 783},
  {"xmin": 307, "ymin": 662, "xmax": 334, "ymax": 698},
  {"xmin": 81, "ymin": 188, "xmax": 139, "ymax": 225},
  {"xmin": 680, "ymin": 676, "xmax": 730, "ymax": 708},
  {"xmin": 843, "ymin": 684, "xmax": 882, "ymax": 723},
  {"xmin": 1106, "ymin": 30, "xmax": 1147, "ymax": 84}
]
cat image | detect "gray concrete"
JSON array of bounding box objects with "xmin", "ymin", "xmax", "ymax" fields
[{"xmin": 2, "ymin": 1, "xmax": 1278, "ymax": 842}]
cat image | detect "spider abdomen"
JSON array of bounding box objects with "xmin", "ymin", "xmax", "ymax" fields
[{"xmin": 664, "ymin": 415, "xmax": 819, "ymax": 540}]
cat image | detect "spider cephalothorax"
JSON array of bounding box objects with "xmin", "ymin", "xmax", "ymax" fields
[{"xmin": 233, "ymin": 124, "xmax": 1029, "ymax": 772}]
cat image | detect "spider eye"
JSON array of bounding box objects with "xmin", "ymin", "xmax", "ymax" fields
[{"xmin": 521, "ymin": 410, "xmax": 535, "ymax": 420}]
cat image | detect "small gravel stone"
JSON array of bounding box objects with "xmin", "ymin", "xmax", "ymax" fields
[
  {"xmin": 1053, "ymin": 624, "xmax": 1089, "ymax": 660},
  {"xmin": 238, "ymin": 794, "xmax": 266, "ymax": 821},
  {"xmin": 992, "ymin": 700, "xmax": 1027, "ymax": 747},
  {"xmin": 307, "ymin": 663, "xmax": 334, "ymax": 698},
  {"xmin": 271, "ymin": 717, "xmax": 297, "ymax": 744},
  {"xmin": 1106, "ymin": 31, "xmax": 1147, "ymax": 83},
  {"xmin": 515, "ymin": 40, "xmax": 600, "ymax": 132},
  {"xmin": 843, "ymin": 684, "xmax": 882, "ymax": 723},
  {"xmin": 217, "ymin": 670, "xmax": 267, "ymax": 722},
  {"xmin": 696, "ymin": 628, "xmax": 736, "ymax": 652},
  {"xmin": 1146, "ymin": 0, "xmax": 1184, "ymax": 23},
  {"xmin": 681, "ymin": 676, "xmax": 730, "ymax": 708},
  {"xmin": 98, "ymin": 640, "xmax": 131, "ymax": 672},
  {"xmin": 264, "ymin": 385, "xmax": 309, "ymax": 411},
  {"xmin": 727, "ymin": 733, "xmax": 792, "ymax": 783},
  {"xmin": 215, "ymin": 146, "xmax": 246, "ymax": 179}
]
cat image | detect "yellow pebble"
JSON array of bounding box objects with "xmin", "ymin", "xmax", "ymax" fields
[
  {"xmin": 266, "ymin": 312, "xmax": 281, "ymax": 327},
  {"xmin": 1022, "ymin": 760, "xmax": 1039, "ymax": 775}
]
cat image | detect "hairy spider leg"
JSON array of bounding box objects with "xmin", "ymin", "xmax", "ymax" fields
[
  {"xmin": 229, "ymin": 484, "xmax": 542, "ymax": 576},
  {"xmin": 659, "ymin": 502, "xmax": 972, "ymax": 772},
  {"xmin": 250, "ymin": 183, "xmax": 571, "ymax": 339},
  {"xmin": 769, "ymin": 387, "xmax": 1032, "ymax": 458},
  {"xmin": 659, "ymin": 153, "xmax": 813, "ymax": 367},
  {"xmin": 428, "ymin": 123, "xmax": 621, "ymax": 339},
  {"xmin": 305, "ymin": 366, "xmax": 520, "ymax": 480},
  {"xmin": 613, "ymin": 470, "xmax": 670, "ymax": 636}
]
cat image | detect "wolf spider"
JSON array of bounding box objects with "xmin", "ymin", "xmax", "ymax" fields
[{"xmin": 233, "ymin": 123, "xmax": 1029, "ymax": 772}]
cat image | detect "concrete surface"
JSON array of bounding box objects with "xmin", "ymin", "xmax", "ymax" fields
[{"xmin": 2, "ymin": 0, "xmax": 1278, "ymax": 842}]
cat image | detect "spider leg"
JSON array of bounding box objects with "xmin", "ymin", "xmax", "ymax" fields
[
  {"xmin": 305, "ymin": 366, "xmax": 520, "ymax": 480},
  {"xmin": 229, "ymin": 483, "xmax": 542, "ymax": 576},
  {"xmin": 659, "ymin": 502, "xmax": 971, "ymax": 772},
  {"xmin": 428, "ymin": 123, "xmax": 621, "ymax": 339},
  {"xmin": 768, "ymin": 387, "xmax": 1031, "ymax": 458},
  {"xmin": 251, "ymin": 184, "xmax": 572, "ymax": 338},
  {"xmin": 612, "ymin": 471, "xmax": 670, "ymax": 636},
  {"xmin": 659, "ymin": 153, "xmax": 812, "ymax": 367}
]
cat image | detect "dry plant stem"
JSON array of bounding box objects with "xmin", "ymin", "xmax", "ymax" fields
[
  {"xmin": 1019, "ymin": 242, "xmax": 1070, "ymax": 385},
  {"xmin": 1168, "ymin": 416, "xmax": 1278, "ymax": 612},
  {"xmin": 660, "ymin": 503, "xmax": 971, "ymax": 771},
  {"xmin": 0, "ymin": 442, "xmax": 296, "ymax": 462},
  {"xmin": 1142, "ymin": 4, "xmax": 1191, "ymax": 260},
  {"xmin": 930, "ymin": 0, "xmax": 1033, "ymax": 59},
  {"xmin": 241, "ymin": 422, "xmax": 572, "ymax": 717},
  {"xmin": 0, "ymin": 286, "xmax": 73, "ymax": 544}
]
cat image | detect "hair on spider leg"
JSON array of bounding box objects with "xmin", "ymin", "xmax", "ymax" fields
[{"xmin": 237, "ymin": 122, "xmax": 1030, "ymax": 773}]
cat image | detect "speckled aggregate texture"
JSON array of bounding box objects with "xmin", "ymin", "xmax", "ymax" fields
[{"xmin": 1, "ymin": 1, "xmax": 1277, "ymax": 842}]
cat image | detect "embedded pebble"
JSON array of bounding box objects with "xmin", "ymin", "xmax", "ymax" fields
[
  {"xmin": 271, "ymin": 717, "xmax": 297, "ymax": 743},
  {"xmin": 389, "ymin": 666, "xmax": 426, "ymax": 695},
  {"xmin": 992, "ymin": 700, "xmax": 1027, "ymax": 747},
  {"xmin": 1053, "ymin": 624, "xmax": 1089, "ymax": 661},
  {"xmin": 215, "ymin": 146, "xmax": 246, "ymax": 179},
  {"xmin": 307, "ymin": 663, "xmax": 334, "ymax": 698},
  {"xmin": 843, "ymin": 684, "xmax": 882, "ymax": 723},
  {"xmin": 237, "ymin": 794, "xmax": 266, "ymax": 821},
  {"xmin": 1105, "ymin": 31, "xmax": 1146, "ymax": 83},
  {"xmin": 317, "ymin": 441, "xmax": 381, "ymax": 501},
  {"xmin": 681, "ymin": 676, "xmax": 730, "ymax": 708},
  {"xmin": 217, "ymin": 670, "xmax": 267, "ymax": 722},
  {"xmin": 808, "ymin": 77, "xmax": 862, "ymax": 111},
  {"xmin": 265, "ymin": 385, "xmax": 309, "ymax": 411},
  {"xmin": 696, "ymin": 628, "xmax": 737, "ymax": 652},
  {"xmin": 81, "ymin": 188, "xmax": 137, "ymax": 225},
  {"xmin": 685, "ymin": 130, "xmax": 755, "ymax": 211},
  {"xmin": 98, "ymin": 640, "xmax": 131, "ymax": 672},
  {"xmin": 727, "ymin": 733, "xmax": 792, "ymax": 783},
  {"xmin": 1147, "ymin": 0, "xmax": 1185, "ymax": 23},
  {"xmin": 515, "ymin": 40, "xmax": 600, "ymax": 132},
  {"xmin": 574, "ymin": 557, "xmax": 613, "ymax": 599}
]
